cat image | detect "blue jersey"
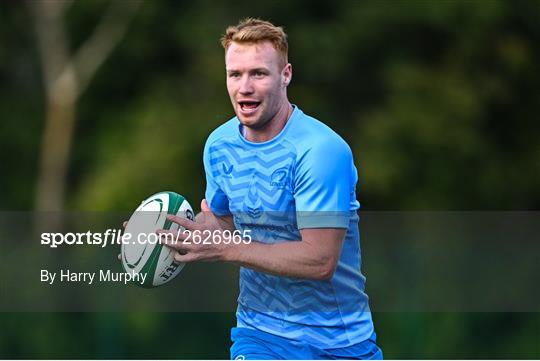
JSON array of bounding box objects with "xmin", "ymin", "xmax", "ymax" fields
[{"xmin": 204, "ymin": 106, "xmax": 374, "ymax": 349}]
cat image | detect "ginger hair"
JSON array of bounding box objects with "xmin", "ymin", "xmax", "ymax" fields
[{"xmin": 221, "ymin": 18, "xmax": 288, "ymax": 66}]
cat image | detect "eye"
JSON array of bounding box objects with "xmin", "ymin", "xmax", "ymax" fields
[
  {"xmin": 253, "ymin": 70, "xmax": 266, "ymax": 78},
  {"xmin": 228, "ymin": 72, "xmax": 240, "ymax": 78}
]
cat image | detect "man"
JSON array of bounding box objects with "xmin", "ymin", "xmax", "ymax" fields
[{"xmin": 160, "ymin": 18, "xmax": 382, "ymax": 359}]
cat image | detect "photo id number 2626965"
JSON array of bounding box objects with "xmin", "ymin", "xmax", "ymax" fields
[{"xmin": 181, "ymin": 229, "xmax": 252, "ymax": 245}]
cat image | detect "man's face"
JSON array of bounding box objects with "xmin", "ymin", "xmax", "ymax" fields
[{"xmin": 225, "ymin": 41, "xmax": 291, "ymax": 129}]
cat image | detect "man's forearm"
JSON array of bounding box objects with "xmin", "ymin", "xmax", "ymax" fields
[
  {"xmin": 193, "ymin": 210, "xmax": 343, "ymax": 280},
  {"xmin": 222, "ymin": 240, "xmax": 337, "ymax": 281}
]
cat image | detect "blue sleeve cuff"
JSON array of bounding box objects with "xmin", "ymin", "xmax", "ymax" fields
[{"xmin": 296, "ymin": 212, "xmax": 349, "ymax": 229}]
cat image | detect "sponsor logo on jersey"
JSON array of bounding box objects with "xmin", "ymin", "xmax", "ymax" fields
[{"xmin": 222, "ymin": 163, "xmax": 233, "ymax": 177}]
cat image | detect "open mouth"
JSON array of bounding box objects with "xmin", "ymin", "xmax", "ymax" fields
[{"xmin": 238, "ymin": 101, "xmax": 261, "ymax": 112}]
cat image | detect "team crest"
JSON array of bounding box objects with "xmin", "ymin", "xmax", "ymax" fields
[{"xmin": 270, "ymin": 167, "xmax": 288, "ymax": 188}]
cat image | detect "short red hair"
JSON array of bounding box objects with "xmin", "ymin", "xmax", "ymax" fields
[{"xmin": 221, "ymin": 18, "xmax": 288, "ymax": 66}]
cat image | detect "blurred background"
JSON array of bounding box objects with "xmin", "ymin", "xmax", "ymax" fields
[{"xmin": 1, "ymin": 0, "xmax": 539, "ymax": 358}]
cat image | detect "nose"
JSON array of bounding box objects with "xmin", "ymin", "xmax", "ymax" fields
[{"xmin": 239, "ymin": 75, "xmax": 254, "ymax": 95}]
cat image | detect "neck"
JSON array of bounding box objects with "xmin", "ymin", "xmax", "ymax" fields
[{"xmin": 244, "ymin": 102, "xmax": 293, "ymax": 143}]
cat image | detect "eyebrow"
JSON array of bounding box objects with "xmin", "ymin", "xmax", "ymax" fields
[
  {"xmin": 250, "ymin": 68, "xmax": 269, "ymax": 73},
  {"xmin": 226, "ymin": 67, "xmax": 270, "ymax": 74}
]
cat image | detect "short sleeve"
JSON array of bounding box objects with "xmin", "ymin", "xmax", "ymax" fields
[
  {"xmin": 294, "ymin": 139, "xmax": 353, "ymax": 229},
  {"xmin": 203, "ymin": 139, "xmax": 231, "ymax": 216}
]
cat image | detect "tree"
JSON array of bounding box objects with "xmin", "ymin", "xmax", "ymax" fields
[{"xmin": 29, "ymin": 0, "xmax": 141, "ymax": 211}]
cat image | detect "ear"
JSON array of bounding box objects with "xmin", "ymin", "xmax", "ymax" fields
[{"xmin": 282, "ymin": 63, "xmax": 292, "ymax": 87}]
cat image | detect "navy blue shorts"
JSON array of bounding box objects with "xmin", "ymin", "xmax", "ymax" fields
[{"xmin": 230, "ymin": 327, "xmax": 383, "ymax": 360}]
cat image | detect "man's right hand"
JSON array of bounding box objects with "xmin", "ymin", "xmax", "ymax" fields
[{"xmin": 196, "ymin": 199, "xmax": 236, "ymax": 232}]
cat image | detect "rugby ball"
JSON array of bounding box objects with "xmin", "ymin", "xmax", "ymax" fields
[{"xmin": 121, "ymin": 191, "xmax": 194, "ymax": 287}]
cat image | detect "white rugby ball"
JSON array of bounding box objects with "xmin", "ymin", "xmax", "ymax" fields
[{"xmin": 121, "ymin": 191, "xmax": 194, "ymax": 287}]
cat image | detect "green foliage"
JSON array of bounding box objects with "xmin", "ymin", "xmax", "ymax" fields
[{"xmin": 1, "ymin": 0, "xmax": 539, "ymax": 358}]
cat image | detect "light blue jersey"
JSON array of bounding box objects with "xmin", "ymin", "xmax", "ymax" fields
[{"xmin": 204, "ymin": 106, "xmax": 374, "ymax": 349}]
